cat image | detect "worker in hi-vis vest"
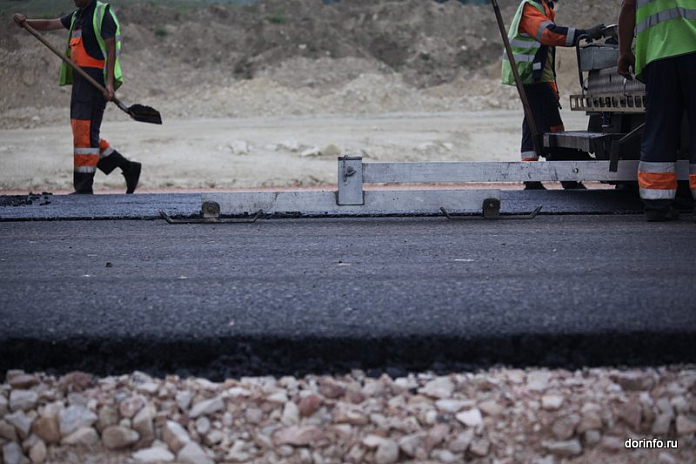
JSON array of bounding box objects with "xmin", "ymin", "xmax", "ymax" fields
[
  {"xmin": 14, "ymin": 0, "xmax": 141, "ymax": 195},
  {"xmin": 501, "ymin": 0, "xmax": 603, "ymax": 190},
  {"xmin": 618, "ymin": 0, "xmax": 696, "ymax": 222}
]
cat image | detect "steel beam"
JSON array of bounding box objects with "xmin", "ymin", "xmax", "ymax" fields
[
  {"xmin": 362, "ymin": 160, "xmax": 690, "ymax": 183},
  {"xmin": 202, "ymin": 189, "xmax": 500, "ymax": 217}
]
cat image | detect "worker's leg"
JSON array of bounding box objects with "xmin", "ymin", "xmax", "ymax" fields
[
  {"xmin": 521, "ymin": 84, "xmax": 569, "ymax": 190},
  {"xmin": 639, "ymin": 56, "xmax": 683, "ymax": 219},
  {"xmin": 70, "ymin": 77, "xmax": 105, "ymax": 194},
  {"xmin": 680, "ymin": 52, "xmax": 696, "ymax": 205},
  {"xmin": 521, "ymin": 83, "xmax": 559, "ymax": 161}
]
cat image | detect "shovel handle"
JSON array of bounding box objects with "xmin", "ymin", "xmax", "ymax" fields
[{"xmin": 20, "ymin": 21, "xmax": 127, "ymax": 110}]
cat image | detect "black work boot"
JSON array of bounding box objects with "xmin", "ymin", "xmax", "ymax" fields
[
  {"xmin": 122, "ymin": 161, "xmax": 142, "ymax": 194},
  {"xmin": 73, "ymin": 172, "xmax": 95, "ymax": 194},
  {"xmin": 524, "ymin": 181, "xmax": 546, "ymax": 190},
  {"xmin": 645, "ymin": 206, "xmax": 680, "ymax": 222},
  {"xmin": 97, "ymin": 149, "xmax": 141, "ymax": 194},
  {"xmin": 561, "ymin": 181, "xmax": 587, "ymax": 190}
]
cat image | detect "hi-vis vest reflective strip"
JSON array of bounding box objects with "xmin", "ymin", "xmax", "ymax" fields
[
  {"xmin": 59, "ymin": 1, "xmax": 123, "ymax": 90},
  {"xmin": 501, "ymin": 0, "xmax": 547, "ymax": 85},
  {"xmin": 634, "ymin": 0, "xmax": 696, "ymax": 80}
]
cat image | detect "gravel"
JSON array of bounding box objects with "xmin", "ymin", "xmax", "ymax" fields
[{"xmin": 1, "ymin": 366, "xmax": 695, "ymax": 463}]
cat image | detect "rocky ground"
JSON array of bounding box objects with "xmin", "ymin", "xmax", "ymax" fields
[
  {"xmin": 1, "ymin": 367, "xmax": 695, "ymax": 464},
  {"xmin": 0, "ymin": 0, "xmax": 621, "ymax": 130}
]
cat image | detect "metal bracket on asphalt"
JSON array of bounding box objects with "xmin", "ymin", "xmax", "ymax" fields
[
  {"xmin": 159, "ymin": 203, "xmax": 263, "ymax": 224},
  {"xmin": 441, "ymin": 200, "xmax": 543, "ymax": 220}
]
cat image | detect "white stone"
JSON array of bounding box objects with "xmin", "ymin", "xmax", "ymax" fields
[
  {"xmin": 177, "ymin": 441, "xmax": 214, "ymax": 464},
  {"xmin": 278, "ymin": 140, "xmax": 300, "ymax": 152},
  {"xmin": 432, "ymin": 448, "xmax": 458, "ymax": 463},
  {"xmin": 374, "ymin": 439, "xmax": 399, "ymax": 464},
  {"xmin": 0, "ymin": 419, "xmax": 18, "ymax": 441},
  {"xmin": 300, "ymin": 147, "xmax": 321, "ymax": 157},
  {"xmin": 228, "ymin": 140, "xmax": 250, "ymax": 155},
  {"xmin": 281, "ymin": 401, "xmax": 300, "ymax": 426},
  {"xmin": 61, "ymin": 426, "xmax": 99, "ymax": 447},
  {"xmin": 652, "ymin": 413, "xmax": 673, "ymax": 435},
  {"xmin": 273, "ymin": 426, "xmax": 323, "ymax": 446},
  {"xmin": 267, "ymin": 392, "xmax": 288, "ymax": 404},
  {"xmin": 469, "ymin": 438, "xmax": 490, "ymax": 457},
  {"xmin": 676, "ymin": 415, "xmax": 696, "ymax": 436},
  {"xmin": 162, "ymin": 421, "xmax": 190, "ymax": 453},
  {"xmin": 435, "ymin": 399, "xmax": 472, "ymax": 414},
  {"xmin": 189, "ymin": 396, "xmax": 224, "ymax": 418},
  {"xmin": 420, "ymin": 377, "xmax": 455, "ymax": 399},
  {"xmin": 541, "ymin": 394, "xmax": 564, "ymax": 411},
  {"xmin": 5, "ymin": 411, "xmax": 34, "ymax": 439},
  {"xmin": 449, "ymin": 429, "xmax": 474, "ymax": 452},
  {"xmin": 2, "ymin": 441, "xmax": 26, "ymax": 464},
  {"xmin": 526, "ymin": 372, "xmax": 551, "ymax": 391},
  {"xmin": 478, "ymin": 399, "xmax": 504, "ymax": 417},
  {"xmin": 542, "ymin": 439, "xmax": 583, "ymax": 457},
  {"xmin": 455, "ymin": 408, "xmax": 483, "ymax": 428},
  {"xmin": 132, "ymin": 447, "xmax": 175, "ymax": 463},
  {"xmin": 362, "ymin": 435, "xmax": 385, "ymax": 449},
  {"xmin": 226, "ymin": 387, "xmax": 251, "ymax": 398},
  {"xmin": 59, "ymin": 406, "xmax": 97, "ymax": 437},
  {"xmin": 195, "ymin": 416, "xmax": 211, "ymax": 436},
  {"xmin": 29, "ymin": 439, "xmax": 47, "ymax": 463},
  {"xmin": 132, "ymin": 405, "xmax": 154, "ymax": 444},
  {"xmin": 102, "ymin": 425, "xmax": 140, "ymax": 449},
  {"xmin": 136, "ymin": 382, "xmax": 160, "ymax": 395},
  {"xmin": 175, "ymin": 391, "xmax": 192, "ymax": 411},
  {"xmin": 9, "ymin": 390, "xmax": 39, "ymax": 412},
  {"xmin": 398, "ymin": 434, "xmax": 422, "ymax": 457}
]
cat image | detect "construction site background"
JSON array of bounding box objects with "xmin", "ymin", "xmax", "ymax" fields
[{"xmin": 0, "ymin": 0, "xmax": 621, "ymax": 130}]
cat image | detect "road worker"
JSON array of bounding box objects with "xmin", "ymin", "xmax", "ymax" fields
[
  {"xmin": 502, "ymin": 0, "xmax": 604, "ymax": 190},
  {"xmin": 617, "ymin": 0, "xmax": 696, "ymax": 222},
  {"xmin": 14, "ymin": 0, "xmax": 141, "ymax": 194}
]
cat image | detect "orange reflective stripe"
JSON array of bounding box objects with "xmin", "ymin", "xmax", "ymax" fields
[
  {"xmin": 638, "ymin": 171, "xmax": 678, "ymax": 190},
  {"xmin": 549, "ymin": 125, "xmax": 565, "ymax": 133},
  {"xmin": 70, "ymin": 37, "xmax": 105, "ymax": 69},
  {"xmin": 71, "ymin": 119, "xmax": 91, "ymax": 148},
  {"xmin": 690, "ymin": 174, "xmax": 696, "ymax": 190},
  {"xmin": 74, "ymin": 154, "xmax": 99, "ymax": 167}
]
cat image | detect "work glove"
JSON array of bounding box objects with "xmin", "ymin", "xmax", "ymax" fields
[{"xmin": 585, "ymin": 23, "xmax": 605, "ymax": 40}]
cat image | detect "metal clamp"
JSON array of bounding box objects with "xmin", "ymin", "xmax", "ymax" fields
[
  {"xmin": 160, "ymin": 202, "xmax": 263, "ymax": 224},
  {"xmin": 440, "ymin": 200, "xmax": 542, "ymax": 221}
]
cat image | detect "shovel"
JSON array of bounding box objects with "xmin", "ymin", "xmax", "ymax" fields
[{"xmin": 20, "ymin": 21, "xmax": 162, "ymax": 125}]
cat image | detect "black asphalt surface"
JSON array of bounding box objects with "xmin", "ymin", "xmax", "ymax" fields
[{"xmin": 1, "ymin": 191, "xmax": 695, "ymax": 380}]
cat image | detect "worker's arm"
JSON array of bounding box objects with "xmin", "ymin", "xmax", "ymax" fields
[
  {"xmin": 103, "ymin": 37, "xmax": 116, "ymax": 101},
  {"xmin": 617, "ymin": 0, "xmax": 637, "ymax": 79},
  {"xmin": 519, "ymin": 4, "xmax": 603, "ymax": 47},
  {"xmin": 13, "ymin": 14, "xmax": 63, "ymax": 31}
]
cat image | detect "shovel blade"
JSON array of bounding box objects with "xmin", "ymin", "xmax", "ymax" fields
[{"xmin": 127, "ymin": 104, "xmax": 162, "ymax": 125}]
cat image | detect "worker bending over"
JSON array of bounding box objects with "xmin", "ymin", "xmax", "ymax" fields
[
  {"xmin": 502, "ymin": 0, "xmax": 603, "ymax": 190},
  {"xmin": 14, "ymin": 0, "xmax": 141, "ymax": 194},
  {"xmin": 618, "ymin": 0, "xmax": 696, "ymax": 222}
]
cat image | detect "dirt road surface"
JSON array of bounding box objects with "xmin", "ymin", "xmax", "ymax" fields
[{"xmin": 0, "ymin": 109, "xmax": 591, "ymax": 193}]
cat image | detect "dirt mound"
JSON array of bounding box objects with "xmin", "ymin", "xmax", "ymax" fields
[{"xmin": 0, "ymin": 0, "xmax": 621, "ymax": 129}]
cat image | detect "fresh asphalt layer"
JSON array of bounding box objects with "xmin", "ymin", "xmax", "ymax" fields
[{"xmin": 1, "ymin": 190, "xmax": 695, "ymax": 380}]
